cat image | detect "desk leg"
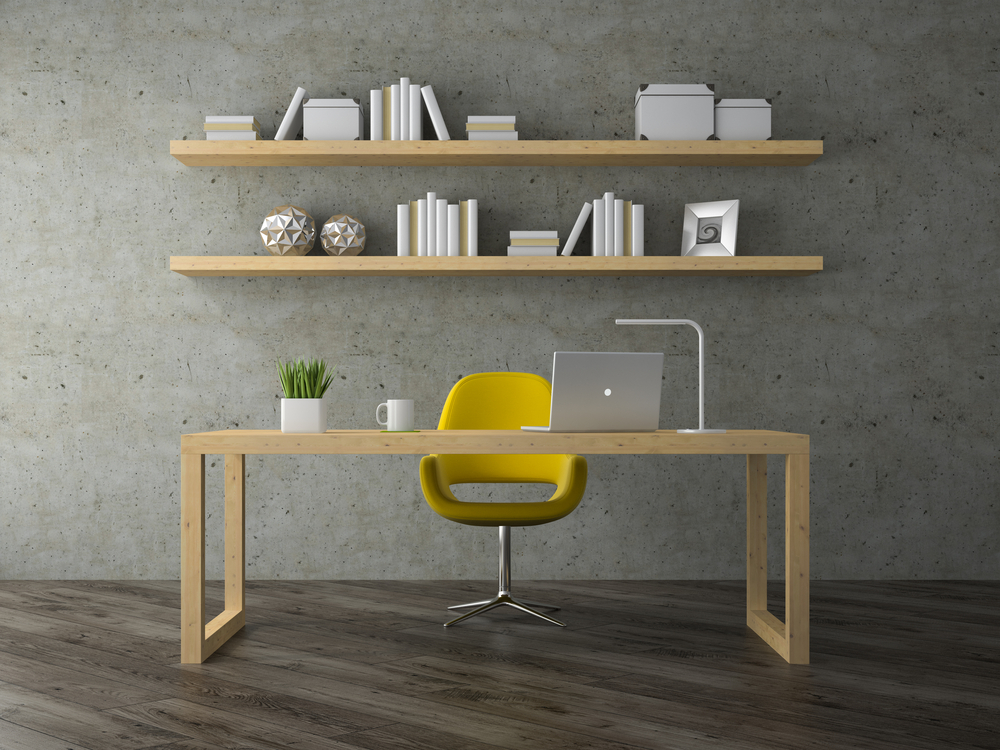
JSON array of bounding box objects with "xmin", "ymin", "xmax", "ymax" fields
[
  {"xmin": 785, "ymin": 453, "xmax": 810, "ymax": 664},
  {"xmin": 746, "ymin": 455, "xmax": 768, "ymax": 613},
  {"xmin": 180, "ymin": 452, "xmax": 247, "ymax": 664},
  {"xmin": 180, "ymin": 453, "xmax": 205, "ymax": 664},
  {"xmin": 224, "ymin": 454, "xmax": 246, "ymax": 615},
  {"xmin": 745, "ymin": 453, "xmax": 810, "ymax": 665}
]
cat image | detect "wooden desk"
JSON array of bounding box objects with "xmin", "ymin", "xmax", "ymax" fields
[{"xmin": 180, "ymin": 429, "xmax": 810, "ymax": 664}]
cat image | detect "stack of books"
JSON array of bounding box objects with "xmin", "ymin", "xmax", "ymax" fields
[
  {"xmin": 370, "ymin": 80, "xmax": 450, "ymax": 141},
  {"xmin": 561, "ymin": 192, "xmax": 645, "ymax": 256},
  {"xmin": 466, "ymin": 116, "xmax": 518, "ymax": 140},
  {"xmin": 396, "ymin": 193, "xmax": 478, "ymax": 256},
  {"xmin": 204, "ymin": 115, "xmax": 261, "ymax": 140},
  {"xmin": 508, "ymin": 231, "xmax": 558, "ymax": 256}
]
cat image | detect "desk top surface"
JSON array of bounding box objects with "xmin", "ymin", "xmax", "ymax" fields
[{"xmin": 181, "ymin": 429, "xmax": 808, "ymax": 455}]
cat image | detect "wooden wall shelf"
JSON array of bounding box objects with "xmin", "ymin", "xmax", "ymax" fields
[
  {"xmin": 169, "ymin": 140, "xmax": 823, "ymax": 167},
  {"xmin": 170, "ymin": 256, "xmax": 823, "ymax": 277}
]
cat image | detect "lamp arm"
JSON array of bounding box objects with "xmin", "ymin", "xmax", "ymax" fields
[{"xmin": 615, "ymin": 318, "xmax": 706, "ymax": 431}]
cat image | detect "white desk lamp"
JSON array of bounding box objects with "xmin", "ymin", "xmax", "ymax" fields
[{"xmin": 615, "ymin": 318, "xmax": 726, "ymax": 434}]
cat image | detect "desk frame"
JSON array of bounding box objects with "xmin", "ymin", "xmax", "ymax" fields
[{"xmin": 180, "ymin": 429, "xmax": 809, "ymax": 664}]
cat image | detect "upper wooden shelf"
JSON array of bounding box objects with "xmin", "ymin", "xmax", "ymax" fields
[
  {"xmin": 169, "ymin": 140, "xmax": 823, "ymax": 167},
  {"xmin": 170, "ymin": 255, "xmax": 823, "ymax": 277}
]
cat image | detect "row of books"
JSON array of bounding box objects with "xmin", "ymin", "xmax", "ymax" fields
[
  {"xmin": 396, "ymin": 194, "xmax": 478, "ymax": 256},
  {"xmin": 370, "ymin": 79, "xmax": 450, "ymax": 141},
  {"xmin": 562, "ymin": 193, "xmax": 645, "ymax": 256},
  {"xmin": 467, "ymin": 115, "xmax": 518, "ymax": 141},
  {"xmin": 203, "ymin": 115, "xmax": 262, "ymax": 141},
  {"xmin": 507, "ymin": 231, "xmax": 559, "ymax": 256}
]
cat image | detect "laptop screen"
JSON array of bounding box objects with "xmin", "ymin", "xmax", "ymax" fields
[{"xmin": 547, "ymin": 352, "xmax": 664, "ymax": 432}]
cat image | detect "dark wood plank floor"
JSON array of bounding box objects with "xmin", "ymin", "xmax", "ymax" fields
[{"xmin": 0, "ymin": 580, "xmax": 997, "ymax": 750}]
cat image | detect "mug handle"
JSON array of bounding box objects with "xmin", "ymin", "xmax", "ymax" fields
[{"xmin": 376, "ymin": 402, "xmax": 389, "ymax": 428}]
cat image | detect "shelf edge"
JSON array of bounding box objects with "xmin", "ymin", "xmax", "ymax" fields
[
  {"xmin": 170, "ymin": 256, "xmax": 824, "ymax": 278},
  {"xmin": 169, "ymin": 140, "xmax": 824, "ymax": 167}
]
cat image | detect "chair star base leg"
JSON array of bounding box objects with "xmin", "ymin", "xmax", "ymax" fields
[
  {"xmin": 449, "ymin": 598, "xmax": 559, "ymax": 612},
  {"xmin": 444, "ymin": 593, "xmax": 566, "ymax": 628}
]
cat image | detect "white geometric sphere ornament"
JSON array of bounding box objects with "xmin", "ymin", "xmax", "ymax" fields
[
  {"xmin": 260, "ymin": 205, "xmax": 316, "ymax": 256},
  {"xmin": 320, "ymin": 214, "xmax": 366, "ymax": 256}
]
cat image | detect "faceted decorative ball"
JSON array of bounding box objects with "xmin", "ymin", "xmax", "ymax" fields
[
  {"xmin": 320, "ymin": 214, "xmax": 366, "ymax": 256},
  {"xmin": 260, "ymin": 205, "xmax": 315, "ymax": 256}
]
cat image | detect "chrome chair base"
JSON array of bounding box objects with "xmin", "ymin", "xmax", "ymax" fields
[
  {"xmin": 446, "ymin": 594, "xmax": 564, "ymax": 627},
  {"xmin": 443, "ymin": 526, "xmax": 566, "ymax": 627}
]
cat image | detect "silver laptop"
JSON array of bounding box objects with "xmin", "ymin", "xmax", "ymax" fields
[{"xmin": 522, "ymin": 352, "xmax": 664, "ymax": 432}]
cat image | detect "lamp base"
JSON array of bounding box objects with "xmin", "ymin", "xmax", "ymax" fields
[{"xmin": 678, "ymin": 428, "xmax": 727, "ymax": 434}]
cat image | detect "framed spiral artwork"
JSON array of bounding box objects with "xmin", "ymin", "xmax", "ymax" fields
[{"xmin": 681, "ymin": 199, "xmax": 739, "ymax": 257}]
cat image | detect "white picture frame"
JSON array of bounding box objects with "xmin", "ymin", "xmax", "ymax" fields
[{"xmin": 681, "ymin": 199, "xmax": 739, "ymax": 256}]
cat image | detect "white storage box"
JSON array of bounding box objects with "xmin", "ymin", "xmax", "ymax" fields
[
  {"xmin": 714, "ymin": 99, "xmax": 771, "ymax": 140},
  {"xmin": 303, "ymin": 98, "xmax": 363, "ymax": 140},
  {"xmin": 634, "ymin": 84, "xmax": 715, "ymax": 140}
]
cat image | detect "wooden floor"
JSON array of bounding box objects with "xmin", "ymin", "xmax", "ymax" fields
[{"xmin": 0, "ymin": 581, "xmax": 996, "ymax": 750}]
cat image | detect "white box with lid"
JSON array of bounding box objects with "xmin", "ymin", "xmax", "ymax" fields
[
  {"xmin": 303, "ymin": 98, "xmax": 363, "ymax": 140},
  {"xmin": 634, "ymin": 84, "xmax": 716, "ymax": 140},
  {"xmin": 714, "ymin": 99, "xmax": 771, "ymax": 140}
]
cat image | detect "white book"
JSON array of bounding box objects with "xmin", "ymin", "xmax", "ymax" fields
[
  {"xmin": 409, "ymin": 84, "xmax": 422, "ymax": 140},
  {"xmin": 275, "ymin": 87, "xmax": 308, "ymax": 140},
  {"xmin": 467, "ymin": 115, "xmax": 517, "ymax": 124},
  {"xmin": 604, "ymin": 192, "xmax": 615, "ymax": 258},
  {"xmin": 614, "ymin": 199, "xmax": 625, "ymax": 257},
  {"xmin": 370, "ymin": 90, "xmax": 383, "ymax": 140},
  {"xmin": 510, "ymin": 230, "xmax": 558, "ymax": 239},
  {"xmin": 400, "ymin": 78, "xmax": 410, "ymax": 141},
  {"xmin": 205, "ymin": 115, "xmax": 258, "ymax": 123},
  {"xmin": 592, "ymin": 198, "xmax": 606, "ymax": 256},
  {"xmin": 507, "ymin": 246, "xmax": 557, "ymax": 256},
  {"xmin": 510, "ymin": 238, "xmax": 559, "ymax": 246},
  {"xmin": 206, "ymin": 131, "xmax": 261, "ymax": 140},
  {"xmin": 204, "ymin": 122, "xmax": 258, "ymax": 132},
  {"xmin": 436, "ymin": 199, "xmax": 448, "ymax": 256},
  {"xmin": 416, "ymin": 199, "xmax": 428, "ymax": 256},
  {"xmin": 468, "ymin": 131, "xmax": 519, "ymax": 140},
  {"xmin": 623, "ymin": 200, "xmax": 632, "ymax": 256},
  {"xmin": 561, "ymin": 202, "xmax": 593, "ymax": 256},
  {"xmin": 426, "ymin": 192, "xmax": 437, "ymax": 254},
  {"xmin": 447, "ymin": 204, "xmax": 460, "ymax": 256},
  {"xmin": 205, "ymin": 116, "xmax": 260, "ymax": 130},
  {"xmin": 467, "ymin": 198, "xmax": 478, "ymax": 256},
  {"xmin": 631, "ymin": 204, "xmax": 644, "ymax": 257},
  {"xmin": 397, "ymin": 204, "xmax": 409, "ymax": 256},
  {"xmin": 466, "ymin": 123, "xmax": 516, "ymax": 131},
  {"xmin": 390, "ymin": 85, "xmax": 401, "ymax": 140},
  {"xmin": 409, "ymin": 201, "xmax": 419, "ymax": 256},
  {"xmin": 421, "ymin": 85, "xmax": 451, "ymax": 140}
]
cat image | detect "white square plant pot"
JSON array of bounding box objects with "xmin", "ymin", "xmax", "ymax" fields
[{"xmin": 281, "ymin": 398, "xmax": 327, "ymax": 433}]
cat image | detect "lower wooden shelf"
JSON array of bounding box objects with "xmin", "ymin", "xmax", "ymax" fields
[
  {"xmin": 170, "ymin": 255, "xmax": 823, "ymax": 277},
  {"xmin": 169, "ymin": 139, "xmax": 823, "ymax": 167}
]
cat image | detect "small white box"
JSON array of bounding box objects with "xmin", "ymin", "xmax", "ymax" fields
[
  {"xmin": 714, "ymin": 99, "xmax": 771, "ymax": 141},
  {"xmin": 303, "ymin": 98, "xmax": 363, "ymax": 140},
  {"xmin": 634, "ymin": 84, "xmax": 715, "ymax": 140}
]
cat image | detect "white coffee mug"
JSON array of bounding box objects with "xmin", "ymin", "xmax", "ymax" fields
[{"xmin": 376, "ymin": 399, "xmax": 414, "ymax": 431}]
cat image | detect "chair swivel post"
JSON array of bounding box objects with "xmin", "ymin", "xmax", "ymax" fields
[{"xmin": 444, "ymin": 526, "xmax": 565, "ymax": 628}]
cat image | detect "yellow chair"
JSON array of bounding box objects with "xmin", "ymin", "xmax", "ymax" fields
[{"xmin": 420, "ymin": 372, "xmax": 588, "ymax": 627}]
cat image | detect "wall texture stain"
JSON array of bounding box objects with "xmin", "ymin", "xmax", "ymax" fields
[{"xmin": 1, "ymin": 0, "xmax": 997, "ymax": 580}]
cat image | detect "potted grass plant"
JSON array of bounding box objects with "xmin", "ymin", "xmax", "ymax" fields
[{"xmin": 277, "ymin": 358, "xmax": 335, "ymax": 433}]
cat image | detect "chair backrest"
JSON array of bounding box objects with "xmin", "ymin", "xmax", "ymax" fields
[{"xmin": 436, "ymin": 372, "xmax": 563, "ymax": 484}]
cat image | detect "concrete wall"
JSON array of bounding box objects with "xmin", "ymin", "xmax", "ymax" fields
[{"xmin": 2, "ymin": 1, "xmax": 997, "ymax": 580}]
